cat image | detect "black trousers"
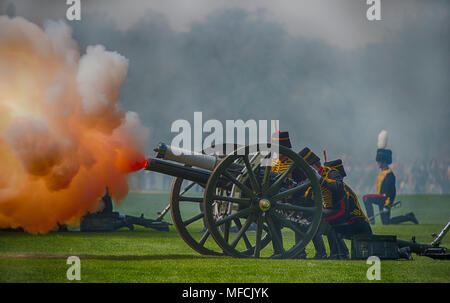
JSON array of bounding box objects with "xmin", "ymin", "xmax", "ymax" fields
[
  {"xmin": 296, "ymin": 231, "xmax": 327, "ymax": 257},
  {"xmin": 296, "ymin": 222, "xmax": 349, "ymax": 258},
  {"xmin": 364, "ymin": 197, "xmax": 390, "ymax": 225},
  {"xmin": 326, "ymin": 228, "xmax": 349, "ymax": 258},
  {"xmin": 389, "ymin": 214, "xmax": 417, "ymax": 225},
  {"xmin": 333, "ymin": 218, "xmax": 373, "ymax": 239},
  {"xmin": 364, "ymin": 197, "xmax": 416, "ymax": 225}
]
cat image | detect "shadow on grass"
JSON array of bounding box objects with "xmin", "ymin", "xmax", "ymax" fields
[{"xmin": 0, "ymin": 253, "xmax": 223, "ymax": 261}]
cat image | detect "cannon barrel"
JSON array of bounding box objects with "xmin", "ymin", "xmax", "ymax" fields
[
  {"xmin": 148, "ymin": 144, "xmax": 295, "ymax": 189},
  {"xmin": 145, "ymin": 158, "xmax": 211, "ymax": 185},
  {"xmin": 145, "ymin": 157, "xmax": 242, "ymax": 190},
  {"xmin": 153, "ymin": 142, "xmax": 244, "ymax": 171},
  {"xmin": 154, "ymin": 142, "xmax": 219, "ymax": 170}
]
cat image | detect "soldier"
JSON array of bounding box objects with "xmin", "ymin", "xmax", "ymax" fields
[
  {"xmin": 364, "ymin": 131, "xmax": 418, "ymax": 225},
  {"xmin": 300, "ymin": 149, "xmax": 373, "ymax": 258},
  {"xmin": 300, "ymin": 149, "xmax": 350, "ymax": 259},
  {"xmin": 271, "ymin": 132, "xmax": 327, "ymax": 259},
  {"xmin": 323, "ymin": 159, "xmax": 371, "ymax": 229},
  {"xmin": 322, "ymin": 159, "xmax": 352, "ymax": 259}
]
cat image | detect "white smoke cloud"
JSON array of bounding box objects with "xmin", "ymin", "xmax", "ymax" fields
[
  {"xmin": 44, "ymin": 19, "xmax": 80, "ymax": 68},
  {"xmin": 114, "ymin": 111, "xmax": 151, "ymax": 152},
  {"xmin": 77, "ymin": 45, "xmax": 129, "ymax": 116}
]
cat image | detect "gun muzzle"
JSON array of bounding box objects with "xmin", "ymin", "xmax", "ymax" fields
[{"xmin": 153, "ymin": 142, "xmax": 219, "ymax": 170}]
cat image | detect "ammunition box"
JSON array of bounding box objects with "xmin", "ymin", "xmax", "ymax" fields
[{"xmin": 351, "ymin": 234, "xmax": 399, "ymax": 260}]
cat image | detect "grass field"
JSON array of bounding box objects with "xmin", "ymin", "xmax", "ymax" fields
[{"xmin": 0, "ymin": 193, "xmax": 449, "ymax": 283}]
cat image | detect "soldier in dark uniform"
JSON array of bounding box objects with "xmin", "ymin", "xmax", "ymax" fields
[
  {"xmin": 364, "ymin": 147, "xmax": 418, "ymax": 225},
  {"xmin": 300, "ymin": 149, "xmax": 350, "ymax": 259},
  {"xmin": 300, "ymin": 149, "xmax": 373, "ymax": 258},
  {"xmin": 270, "ymin": 132, "xmax": 327, "ymax": 259},
  {"xmin": 322, "ymin": 159, "xmax": 351, "ymax": 259},
  {"xmin": 323, "ymin": 159, "xmax": 372, "ymax": 235}
]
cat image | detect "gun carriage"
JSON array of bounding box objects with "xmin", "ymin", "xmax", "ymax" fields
[{"xmin": 145, "ymin": 143, "xmax": 323, "ymax": 259}]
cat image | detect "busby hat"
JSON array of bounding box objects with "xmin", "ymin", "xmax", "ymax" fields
[
  {"xmin": 376, "ymin": 149, "xmax": 392, "ymax": 165},
  {"xmin": 299, "ymin": 147, "xmax": 321, "ymax": 165},
  {"xmin": 271, "ymin": 131, "xmax": 292, "ymax": 148},
  {"xmin": 324, "ymin": 159, "xmax": 346, "ymax": 177},
  {"xmin": 376, "ymin": 130, "xmax": 392, "ymax": 164}
]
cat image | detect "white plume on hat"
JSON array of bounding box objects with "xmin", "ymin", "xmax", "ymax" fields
[{"xmin": 377, "ymin": 130, "xmax": 388, "ymax": 149}]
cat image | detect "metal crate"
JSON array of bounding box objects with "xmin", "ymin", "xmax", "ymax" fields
[{"xmin": 351, "ymin": 234, "xmax": 399, "ymax": 260}]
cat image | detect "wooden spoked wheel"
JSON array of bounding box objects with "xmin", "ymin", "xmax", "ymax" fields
[
  {"xmin": 170, "ymin": 175, "xmax": 224, "ymax": 256},
  {"xmin": 203, "ymin": 144, "xmax": 323, "ymax": 259}
]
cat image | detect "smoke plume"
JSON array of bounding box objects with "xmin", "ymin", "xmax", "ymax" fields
[{"xmin": 0, "ymin": 16, "xmax": 149, "ymax": 233}]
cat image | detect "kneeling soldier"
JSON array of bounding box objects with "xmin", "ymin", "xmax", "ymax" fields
[
  {"xmin": 364, "ymin": 131, "xmax": 418, "ymax": 225},
  {"xmin": 324, "ymin": 159, "xmax": 372, "ymax": 235},
  {"xmin": 271, "ymin": 132, "xmax": 327, "ymax": 259},
  {"xmin": 300, "ymin": 149, "xmax": 372, "ymax": 258},
  {"xmin": 300, "ymin": 149, "xmax": 350, "ymax": 259}
]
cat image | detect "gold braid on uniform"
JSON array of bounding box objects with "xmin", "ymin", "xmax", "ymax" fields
[
  {"xmin": 376, "ymin": 169, "xmax": 391, "ymax": 207},
  {"xmin": 344, "ymin": 184, "xmax": 370, "ymax": 224},
  {"xmin": 271, "ymin": 158, "xmax": 293, "ymax": 174},
  {"xmin": 271, "ymin": 157, "xmax": 309, "ymax": 225},
  {"xmin": 303, "ymin": 166, "xmax": 336, "ymax": 208},
  {"xmin": 319, "ymin": 167, "xmax": 335, "ymax": 208},
  {"xmin": 271, "ymin": 158, "xmax": 294, "ymax": 200}
]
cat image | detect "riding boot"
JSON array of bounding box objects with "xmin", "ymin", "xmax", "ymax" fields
[
  {"xmin": 379, "ymin": 207, "xmax": 391, "ymax": 225},
  {"xmin": 270, "ymin": 219, "xmax": 284, "ymax": 255},
  {"xmin": 364, "ymin": 200, "xmax": 376, "ymax": 224},
  {"xmin": 398, "ymin": 246, "xmax": 413, "ymax": 260},
  {"xmin": 294, "ymin": 232, "xmax": 307, "ymax": 259},
  {"xmin": 312, "ymin": 234, "xmax": 328, "ymax": 259},
  {"xmin": 336, "ymin": 237, "xmax": 349, "ymax": 259},
  {"xmin": 390, "ymin": 212, "xmax": 419, "ymax": 225},
  {"xmin": 327, "ymin": 228, "xmax": 340, "ymax": 259}
]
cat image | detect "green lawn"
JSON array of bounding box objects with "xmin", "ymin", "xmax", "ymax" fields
[{"xmin": 0, "ymin": 193, "xmax": 449, "ymax": 283}]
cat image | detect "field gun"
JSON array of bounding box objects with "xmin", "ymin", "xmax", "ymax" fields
[
  {"xmin": 80, "ymin": 211, "xmax": 170, "ymax": 232},
  {"xmin": 409, "ymin": 220, "xmax": 449, "ymax": 260},
  {"xmin": 143, "ymin": 142, "xmax": 323, "ymax": 259},
  {"xmin": 80, "ymin": 188, "xmax": 170, "ymax": 232}
]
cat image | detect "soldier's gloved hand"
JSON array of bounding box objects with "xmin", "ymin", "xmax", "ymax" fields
[{"xmin": 382, "ymin": 207, "xmax": 390, "ymax": 212}]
